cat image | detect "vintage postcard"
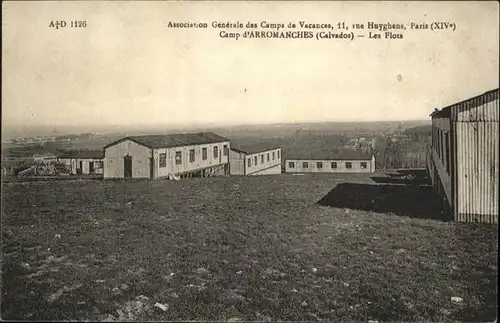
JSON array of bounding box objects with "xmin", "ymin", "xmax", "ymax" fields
[{"xmin": 1, "ymin": 1, "xmax": 498, "ymax": 322}]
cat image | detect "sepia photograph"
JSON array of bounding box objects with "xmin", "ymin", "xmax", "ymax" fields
[{"xmin": 1, "ymin": 0, "xmax": 499, "ymax": 321}]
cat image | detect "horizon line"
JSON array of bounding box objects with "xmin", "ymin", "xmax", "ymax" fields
[{"xmin": 3, "ymin": 119, "xmax": 430, "ymax": 128}]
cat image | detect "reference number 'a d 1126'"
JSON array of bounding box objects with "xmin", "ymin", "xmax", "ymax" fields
[{"xmin": 49, "ymin": 20, "xmax": 87, "ymax": 29}]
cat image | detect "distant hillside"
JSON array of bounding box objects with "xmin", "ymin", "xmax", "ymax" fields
[
  {"xmin": 3, "ymin": 120, "xmax": 431, "ymax": 141},
  {"xmin": 211, "ymin": 120, "xmax": 431, "ymax": 139}
]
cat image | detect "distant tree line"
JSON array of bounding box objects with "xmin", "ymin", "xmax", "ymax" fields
[{"xmin": 375, "ymin": 136, "xmax": 430, "ymax": 170}]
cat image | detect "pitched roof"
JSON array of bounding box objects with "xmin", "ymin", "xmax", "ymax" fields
[
  {"xmin": 230, "ymin": 142, "xmax": 281, "ymax": 155},
  {"xmin": 286, "ymin": 149, "xmax": 373, "ymax": 161},
  {"xmin": 104, "ymin": 132, "xmax": 228, "ymax": 149},
  {"xmin": 58, "ymin": 150, "xmax": 104, "ymax": 159},
  {"xmin": 430, "ymin": 88, "xmax": 499, "ymax": 118}
]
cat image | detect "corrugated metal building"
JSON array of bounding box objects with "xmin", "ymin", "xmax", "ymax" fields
[
  {"xmin": 229, "ymin": 143, "xmax": 282, "ymax": 175},
  {"xmin": 428, "ymin": 88, "xmax": 499, "ymax": 224},
  {"xmin": 103, "ymin": 132, "xmax": 230, "ymax": 179},
  {"xmin": 285, "ymin": 150, "xmax": 375, "ymax": 174},
  {"xmin": 57, "ymin": 150, "xmax": 104, "ymax": 175}
]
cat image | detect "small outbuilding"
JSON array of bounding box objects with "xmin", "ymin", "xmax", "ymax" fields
[
  {"xmin": 57, "ymin": 150, "xmax": 104, "ymax": 175},
  {"xmin": 229, "ymin": 143, "xmax": 282, "ymax": 176},
  {"xmin": 103, "ymin": 132, "xmax": 230, "ymax": 179},
  {"xmin": 285, "ymin": 150, "xmax": 375, "ymax": 174}
]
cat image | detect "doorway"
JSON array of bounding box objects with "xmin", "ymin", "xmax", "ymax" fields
[
  {"xmin": 124, "ymin": 156, "xmax": 132, "ymax": 178},
  {"xmin": 89, "ymin": 161, "xmax": 94, "ymax": 175},
  {"xmin": 149, "ymin": 158, "xmax": 154, "ymax": 179}
]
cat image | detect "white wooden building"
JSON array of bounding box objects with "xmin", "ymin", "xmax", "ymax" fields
[
  {"xmin": 57, "ymin": 150, "xmax": 104, "ymax": 175},
  {"xmin": 103, "ymin": 132, "xmax": 230, "ymax": 179},
  {"xmin": 285, "ymin": 150, "xmax": 375, "ymax": 174},
  {"xmin": 229, "ymin": 143, "xmax": 282, "ymax": 176},
  {"xmin": 427, "ymin": 88, "xmax": 498, "ymax": 223}
]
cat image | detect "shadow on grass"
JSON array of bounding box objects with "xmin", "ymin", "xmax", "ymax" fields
[
  {"xmin": 317, "ymin": 182, "xmax": 451, "ymax": 221},
  {"xmin": 371, "ymin": 169, "xmax": 431, "ymax": 186}
]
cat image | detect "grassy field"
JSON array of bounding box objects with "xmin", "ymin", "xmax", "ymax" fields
[{"xmin": 1, "ymin": 174, "xmax": 497, "ymax": 322}]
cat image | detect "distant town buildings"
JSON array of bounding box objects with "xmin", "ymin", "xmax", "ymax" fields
[
  {"xmin": 344, "ymin": 137, "xmax": 377, "ymax": 152},
  {"xmin": 8, "ymin": 133, "xmax": 99, "ymax": 145}
]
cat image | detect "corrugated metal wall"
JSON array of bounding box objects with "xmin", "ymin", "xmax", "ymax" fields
[
  {"xmin": 454, "ymin": 91, "xmax": 499, "ymax": 224},
  {"xmin": 430, "ymin": 118, "xmax": 453, "ymax": 209},
  {"xmin": 452, "ymin": 89, "xmax": 499, "ymax": 122}
]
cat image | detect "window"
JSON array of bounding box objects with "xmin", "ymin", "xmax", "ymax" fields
[
  {"xmin": 267, "ymin": 153, "xmax": 270, "ymax": 162},
  {"xmin": 248, "ymin": 158, "xmax": 251, "ymax": 167},
  {"xmin": 317, "ymin": 162, "xmax": 323, "ymax": 168},
  {"xmin": 437, "ymin": 130, "xmax": 441, "ymax": 159},
  {"xmin": 202, "ymin": 147, "xmax": 207, "ymax": 160},
  {"xmin": 223, "ymin": 145, "xmax": 228, "ymax": 156},
  {"xmin": 441, "ymin": 131, "xmax": 446, "ymax": 162},
  {"xmin": 189, "ymin": 149, "xmax": 195, "ymax": 163},
  {"xmin": 439, "ymin": 131, "xmax": 442, "ymax": 157},
  {"xmin": 272, "ymin": 152, "xmax": 275, "ymax": 160},
  {"xmin": 261, "ymin": 155, "xmax": 264, "ymax": 164},
  {"xmin": 175, "ymin": 151, "xmax": 182, "ymax": 165},
  {"xmin": 277, "ymin": 150, "xmax": 280, "ymax": 159},
  {"xmin": 213, "ymin": 146, "xmax": 219, "ymax": 158},
  {"xmin": 345, "ymin": 162, "xmax": 352, "ymax": 169},
  {"xmin": 360, "ymin": 162, "xmax": 367, "ymax": 169},
  {"xmin": 289, "ymin": 162, "xmax": 295, "ymax": 168},
  {"xmin": 435, "ymin": 129, "xmax": 439, "ymax": 154},
  {"xmin": 435, "ymin": 128, "xmax": 438, "ymax": 149},
  {"xmin": 254, "ymin": 156, "xmax": 258, "ymax": 165},
  {"xmin": 436, "ymin": 129, "xmax": 439, "ymax": 154},
  {"xmin": 331, "ymin": 162, "xmax": 337, "ymax": 169},
  {"xmin": 439, "ymin": 130, "xmax": 443, "ymax": 160},
  {"xmin": 445, "ymin": 132, "xmax": 450, "ymax": 174},
  {"xmin": 159, "ymin": 153, "xmax": 167, "ymax": 168},
  {"xmin": 302, "ymin": 162, "xmax": 309, "ymax": 168},
  {"xmin": 95, "ymin": 161, "xmax": 104, "ymax": 169},
  {"xmin": 433, "ymin": 128, "xmax": 437, "ymax": 151}
]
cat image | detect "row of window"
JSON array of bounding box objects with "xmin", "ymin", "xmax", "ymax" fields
[
  {"xmin": 288, "ymin": 161, "xmax": 368, "ymax": 169},
  {"xmin": 432, "ymin": 127, "xmax": 450, "ymax": 175},
  {"xmin": 247, "ymin": 150, "xmax": 280, "ymax": 167},
  {"xmin": 159, "ymin": 145, "xmax": 228, "ymax": 167}
]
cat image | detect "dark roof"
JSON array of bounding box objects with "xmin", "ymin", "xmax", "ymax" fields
[
  {"xmin": 430, "ymin": 88, "xmax": 499, "ymax": 118},
  {"xmin": 104, "ymin": 132, "xmax": 228, "ymax": 149},
  {"xmin": 230, "ymin": 142, "xmax": 281, "ymax": 155},
  {"xmin": 286, "ymin": 149, "xmax": 373, "ymax": 161},
  {"xmin": 58, "ymin": 150, "xmax": 104, "ymax": 159},
  {"xmin": 430, "ymin": 107, "xmax": 451, "ymax": 118}
]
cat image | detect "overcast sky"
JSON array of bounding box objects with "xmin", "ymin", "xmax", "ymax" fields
[{"xmin": 2, "ymin": 1, "xmax": 499, "ymax": 128}]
